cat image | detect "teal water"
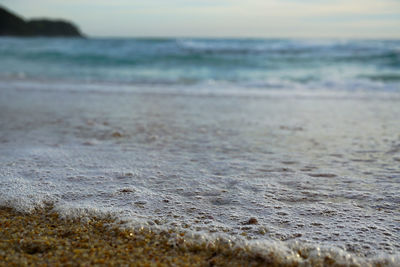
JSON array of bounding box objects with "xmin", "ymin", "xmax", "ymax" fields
[{"xmin": 0, "ymin": 38, "xmax": 399, "ymax": 91}]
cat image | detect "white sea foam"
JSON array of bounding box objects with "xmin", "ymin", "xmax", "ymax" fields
[{"xmin": 0, "ymin": 80, "xmax": 399, "ymax": 265}]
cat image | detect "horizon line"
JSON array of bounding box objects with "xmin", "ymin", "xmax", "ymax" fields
[{"xmin": 2, "ymin": 35, "xmax": 399, "ymax": 40}]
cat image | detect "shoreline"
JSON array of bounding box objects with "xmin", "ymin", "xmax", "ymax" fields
[
  {"xmin": 0, "ymin": 206, "xmax": 396, "ymax": 266},
  {"xmin": 0, "ymin": 206, "xmax": 278, "ymax": 266}
]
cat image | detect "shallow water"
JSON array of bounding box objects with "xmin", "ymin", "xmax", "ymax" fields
[
  {"xmin": 0, "ymin": 80, "xmax": 399, "ymax": 264},
  {"xmin": 1, "ymin": 37, "xmax": 400, "ymax": 265}
]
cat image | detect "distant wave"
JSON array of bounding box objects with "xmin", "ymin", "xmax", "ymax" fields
[
  {"xmin": 0, "ymin": 37, "xmax": 399, "ymax": 91},
  {"xmin": 360, "ymin": 73, "xmax": 400, "ymax": 82}
]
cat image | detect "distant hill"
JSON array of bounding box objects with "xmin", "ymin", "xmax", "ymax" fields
[{"xmin": 0, "ymin": 6, "xmax": 84, "ymax": 37}]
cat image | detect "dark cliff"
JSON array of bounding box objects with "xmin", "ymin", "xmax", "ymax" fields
[{"xmin": 0, "ymin": 6, "xmax": 83, "ymax": 37}]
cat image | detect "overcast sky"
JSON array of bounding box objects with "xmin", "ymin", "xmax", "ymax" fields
[{"xmin": 2, "ymin": 0, "xmax": 400, "ymax": 38}]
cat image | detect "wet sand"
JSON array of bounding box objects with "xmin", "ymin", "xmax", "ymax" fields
[{"xmin": 0, "ymin": 207, "xmax": 283, "ymax": 266}]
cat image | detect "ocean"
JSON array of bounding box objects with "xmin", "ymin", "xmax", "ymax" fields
[{"xmin": 0, "ymin": 38, "xmax": 399, "ymax": 265}]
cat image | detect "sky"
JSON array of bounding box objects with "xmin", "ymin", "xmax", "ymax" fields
[{"xmin": 1, "ymin": 0, "xmax": 400, "ymax": 38}]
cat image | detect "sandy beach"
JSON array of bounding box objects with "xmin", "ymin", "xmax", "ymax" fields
[
  {"xmin": 0, "ymin": 206, "xmax": 290, "ymax": 266},
  {"xmin": 2, "ymin": 206, "xmax": 398, "ymax": 266}
]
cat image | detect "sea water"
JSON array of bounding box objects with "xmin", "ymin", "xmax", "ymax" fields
[{"xmin": 0, "ymin": 38, "xmax": 399, "ymax": 265}]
